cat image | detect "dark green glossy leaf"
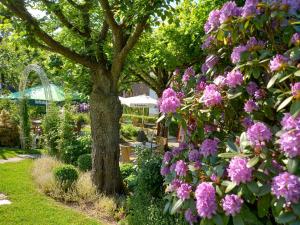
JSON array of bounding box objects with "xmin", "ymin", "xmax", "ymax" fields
[
  {"xmin": 276, "ymin": 212, "xmax": 297, "ymax": 224},
  {"xmin": 233, "ymin": 215, "xmax": 244, "ymax": 225},
  {"xmin": 257, "ymin": 194, "xmax": 271, "ymax": 218},
  {"xmin": 247, "ymin": 181, "xmax": 259, "ymax": 194},
  {"xmin": 292, "ymin": 203, "xmax": 300, "ymax": 217},
  {"xmin": 213, "ymin": 214, "xmax": 224, "ymax": 225}
]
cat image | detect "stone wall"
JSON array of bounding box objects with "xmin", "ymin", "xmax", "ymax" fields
[{"xmin": 0, "ymin": 110, "xmax": 20, "ymax": 147}]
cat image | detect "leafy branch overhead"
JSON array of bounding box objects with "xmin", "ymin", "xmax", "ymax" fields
[{"xmin": 0, "ymin": 0, "xmax": 177, "ymax": 77}]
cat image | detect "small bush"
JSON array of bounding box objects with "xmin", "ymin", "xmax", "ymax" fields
[
  {"xmin": 77, "ymin": 154, "xmax": 92, "ymax": 171},
  {"xmin": 120, "ymin": 124, "xmax": 139, "ymax": 140},
  {"xmin": 120, "ymin": 163, "xmax": 135, "ymax": 179},
  {"xmin": 124, "ymin": 174, "xmax": 137, "ymax": 192},
  {"xmin": 53, "ymin": 165, "xmax": 79, "ymax": 188},
  {"xmin": 61, "ymin": 134, "xmax": 92, "ymax": 165},
  {"xmin": 41, "ymin": 104, "xmax": 60, "ymax": 156}
]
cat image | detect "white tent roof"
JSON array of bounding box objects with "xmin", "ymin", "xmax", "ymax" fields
[{"xmin": 119, "ymin": 95, "xmax": 157, "ymax": 108}]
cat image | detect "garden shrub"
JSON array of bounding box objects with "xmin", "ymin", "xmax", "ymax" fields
[
  {"xmin": 120, "ymin": 163, "xmax": 135, "ymax": 179},
  {"xmin": 124, "ymin": 146, "xmax": 186, "ymax": 225},
  {"xmin": 159, "ymin": 1, "xmax": 300, "ymax": 224},
  {"xmin": 53, "ymin": 165, "xmax": 79, "ymax": 188},
  {"xmin": 42, "ymin": 104, "xmax": 60, "ymax": 156},
  {"xmin": 120, "ymin": 124, "xmax": 139, "ymax": 140},
  {"xmin": 58, "ymin": 104, "xmax": 76, "ymax": 160},
  {"xmin": 77, "ymin": 154, "xmax": 92, "ymax": 171}
]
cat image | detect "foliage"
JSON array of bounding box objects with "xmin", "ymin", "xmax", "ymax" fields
[
  {"xmin": 160, "ymin": 1, "xmax": 300, "ymax": 224},
  {"xmin": 134, "ymin": 147, "xmax": 164, "ymax": 198},
  {"xmin": 58, "ymin": 104, "xmax": 76, "ymax": 159},
  {"xmin": 41, "ymin": 104, "xmax": 60, "ymax": 156},
  {"xmin": 53, "ymin": 165, "xmax": 79, "ymax": 188},
  {"xmin": 121, "ymin": 114, "xmax": 157, "ymax": 124},
  {"xmin": 77, "ymin": 154, "xmax": 92, "ymax": 172},
  {"xmin": 19, "ymin": 98, "xmax": 31, "ymax": 149},
  {"xmin": 123, "ymin": 0, "xmax": 232, "ymax": 96},
  {"xmin": 122, "ymin": 146, "xmax": 186, "ymax": 224},
  {"xmin": 120, "ymin": 163, "xmax": 136, "ymax": 180},
  {"xmin": 120, "ymin": 124, "xmax": 139, "ymax": 140}
]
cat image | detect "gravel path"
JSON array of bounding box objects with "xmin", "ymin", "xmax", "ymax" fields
[{"xmin": 0, "ymin": 154, "xmax": 39, "ymax": 164}]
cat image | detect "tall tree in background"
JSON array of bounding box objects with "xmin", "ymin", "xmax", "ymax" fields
[
  {"xmin": 123, "ymin": 0, "xmax": 230, "ymax": 137},
  {"xmin": 0, "ymin": 0, "xmax": 176, "ymax": 194}
]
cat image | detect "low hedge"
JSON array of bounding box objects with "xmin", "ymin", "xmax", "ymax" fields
[{"xmin": 121, "ymin": 114, "xmax": 157, "ymax": 125}]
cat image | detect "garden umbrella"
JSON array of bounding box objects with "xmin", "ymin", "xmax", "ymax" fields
[
  {"xmin": 1, "ymin": 84, "xmax": 79, "ymax": 103},
  {"xmin": 119, "ymin": 95, "xmax": 158, "ymax": 126}
]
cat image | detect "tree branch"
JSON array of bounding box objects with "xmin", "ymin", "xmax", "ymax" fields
[
  {"xmin": 98, "ymin": 0, "xmax": 120, "ymax": 34},
  {"xmin": 41, "ymin": 0, "xmax": 90, "ymax": 38},
  {"xmin": 1, "ymin": 0, "xmax": 97, "ymax": 69}
]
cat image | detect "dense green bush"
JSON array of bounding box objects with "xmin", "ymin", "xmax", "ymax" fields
[
  {"xmin": 125, "ymin": 192, "xmax": 187, "ymax": 225},
  {"xmin": 135, "ymin": 147, "xmax": 164, "ymax": 197},
  {"xmin": 53, "ymin": 165, "xmax": 78, "ymax": 188},
  {"xmin": 120, "ymin": 124, "xmax": 139, "ymax": 140},
  {"xmin": 120, "ymin": 163, "xmax": 135, "ymax": 179},
  {"xmin": 77, "ymin": 154, "xmax": 92, "ymax": 171},
  {"xmin": 58, "ymin": 104, "xmax": 76, "ymax": 159},
  {"xmin": 41, "ymin": 104, "xmax": 60, "ymax": 156}
]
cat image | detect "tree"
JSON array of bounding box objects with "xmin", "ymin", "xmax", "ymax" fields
[
  {"xmin": 123, "ymin": 0, "xmax": 229, "ymax": 138},
  {"xmin": 124, "ymin": 0, "xmax": 232, "ymax": 98},
  {"xmin": 0, "ymin": 0, "xmax": 176, "ymax": 194}
]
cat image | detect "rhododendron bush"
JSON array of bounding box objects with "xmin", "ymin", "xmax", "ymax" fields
[{"xmin": 159, "ymin": 0, "xmax": 300, "ymax": 224}]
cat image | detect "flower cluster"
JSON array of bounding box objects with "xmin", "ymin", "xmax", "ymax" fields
[
  {"xmin": 246, "ymin": 122, "xmax": 272, "ymax": 147},
  {"xmin": 195, "ymin": 182, "xmax": 216, "ymax": 219},
  {"xmin": 272, "ymin": 172, "xmax": 300, "ymax": 204},
  {"xmin": 227, "ymin": 157, "xmax": 252, "ymax": 184},
  {"xmin": 202, "ymin": 84, "xmax": 222, "ymax": 107},
  {"xmin": 269, "ymin": 54, "xmax": 289, "ymax": 72},
  {"xmin": 279, "ymin": 113, "xmax": 300, "ymax": 158},
  {"xmin": 222, "ymin": 194, "xmax": 243, "ymax": 216},
  {"xmin": 159, "ymin": 88, "xmax": 181, "ymax": 113}
]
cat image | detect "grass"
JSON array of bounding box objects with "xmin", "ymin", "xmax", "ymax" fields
[
  {"xmin": 0, "ymin": 148, "xmax": 43, "ymax": 160},
  {"xmin": 0, "ymin": 160, "xmax": 101, "ymax": 225}
]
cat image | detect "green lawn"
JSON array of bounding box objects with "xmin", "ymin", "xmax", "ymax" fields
[
  {"xmin": 0, "ymin": 148, "xmax": 43, "ymax": 160},
  {"xmin": 0, "ymin": 160, "xmax": 101, "ymax": 225}
]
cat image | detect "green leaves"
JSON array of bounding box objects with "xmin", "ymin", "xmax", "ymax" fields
[
  {"xmin": 290, "ymin": 100, "xmax": 300, "ymax": 117},
  {"xmin": 225, "ymin": 182, "xmax": 237, "ymax": 193},
  {"xmin": 218, "ymin": 152, "xmax": 244, "ymax": 158},
  {"xmin": 257, "ymin": 195, "xmax": 271, "ymax": 218},
  {"xmin": 276, "ymin": 212, "xmax": 297, "ymax": 224},
  {"xmin": 277, "ymin": 96, "xmax": 293, "ymax": 111},
  {"xmin": 170, "ymin": 199, "xmax": 183, "ymax": 214},
  {"xmin": 267, "ymin": 73, "xmax": 280, "ymax": 89},
  {"xmin": 287, "ymin": 158, "xmax": 300, "ymax": 175},
  {"xmin": 232, "ymin": 215, "xmax": 244, "ymax": 225},
  {"xmin": 247, "ymin": 156, "xmax": 260, "ymax": 168}
]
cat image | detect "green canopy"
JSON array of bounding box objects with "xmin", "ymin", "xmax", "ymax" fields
[{"xmin": 1, "ymin": 84, "xmax": 79, "ymax": 102}]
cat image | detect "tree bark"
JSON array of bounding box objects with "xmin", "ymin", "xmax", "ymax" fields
[{"xmin": 90, "ymin": 69, "xmax": 123, "ymax": 194}]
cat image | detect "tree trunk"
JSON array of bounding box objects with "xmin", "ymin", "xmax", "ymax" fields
[{"xmin": 90, "ymin": 69, "xmax": 123, "ymax": 195}]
